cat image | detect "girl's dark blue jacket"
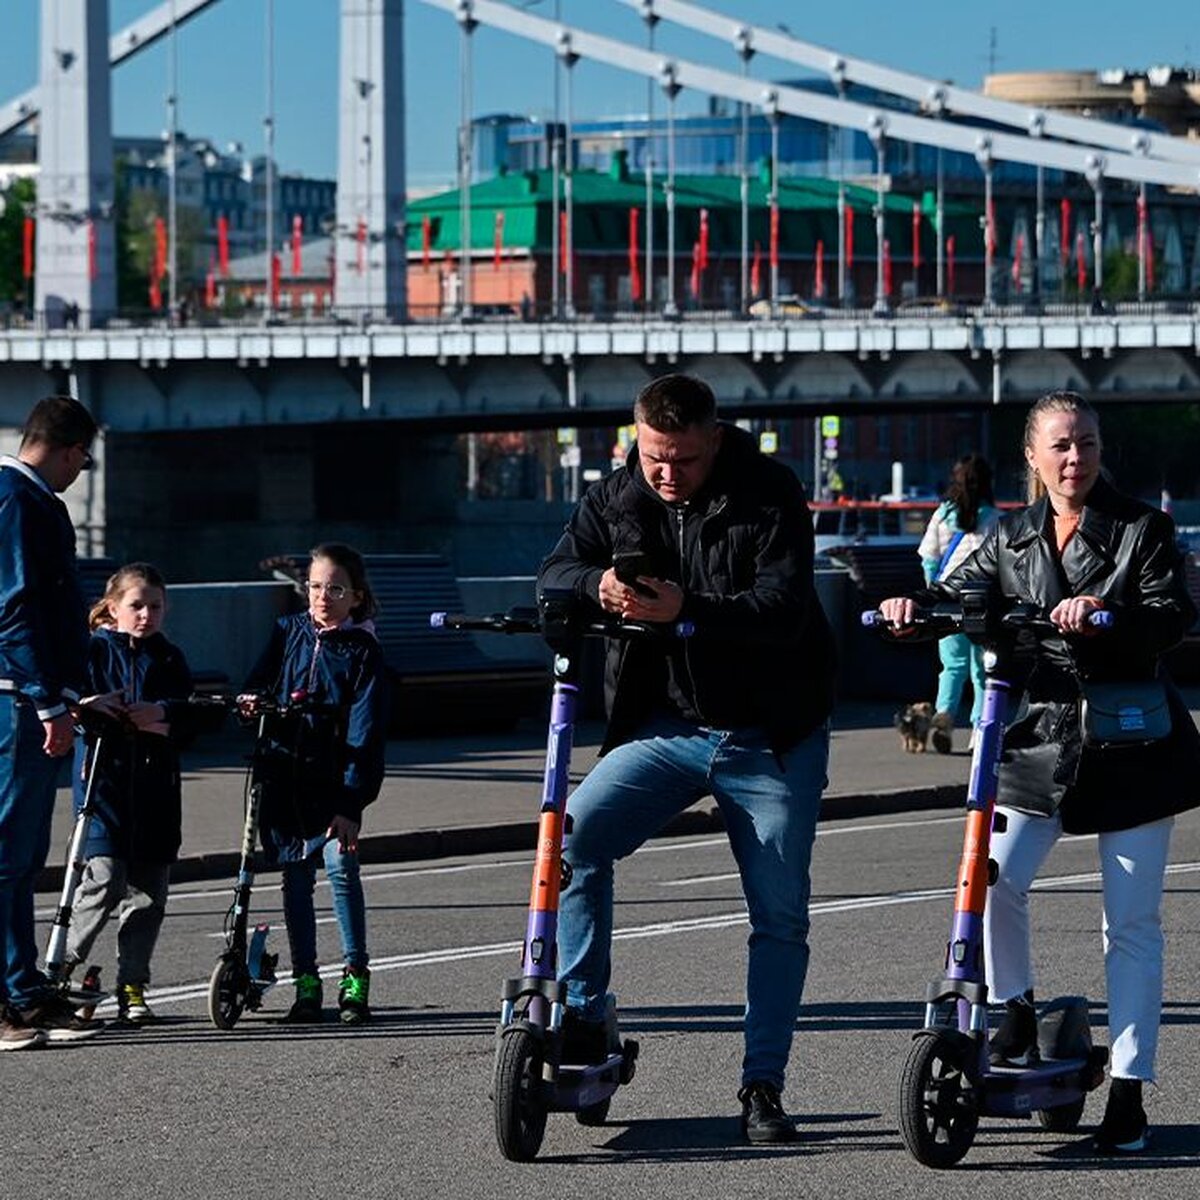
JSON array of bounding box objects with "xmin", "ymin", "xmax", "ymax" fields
[
  {"xmin": 243, "ymin": 613, "xmax": 388, "ymax": 862},
  {"xmin": 72, "ymin": 628, "xmax": 212, "ymax": 864}
]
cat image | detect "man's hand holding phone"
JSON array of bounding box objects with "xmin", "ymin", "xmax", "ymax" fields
[{"xmin": 600, "ymin": 553, "xmax": 684, "ymax": 622}]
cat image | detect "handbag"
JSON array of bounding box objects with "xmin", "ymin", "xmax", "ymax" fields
[{"xmin": 1078, "ymin": 679, "xmax": 1172, "ymax": 747}]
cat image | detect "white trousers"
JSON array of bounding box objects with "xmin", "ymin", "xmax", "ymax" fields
[{"xmin": 983, "ymin": 806, "xmax": 1173, "ymax": 1081}]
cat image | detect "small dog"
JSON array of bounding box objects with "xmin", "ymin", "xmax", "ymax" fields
[{"xmin": 895, "ymin": 701, "xmax": 935, "ymax": 753}]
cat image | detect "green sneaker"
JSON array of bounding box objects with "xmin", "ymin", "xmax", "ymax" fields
[
  {"xmin": 338, "ymin": 967, "xmax": 371, "ymax": 1025},
  {"xmin": 283, "ymin": 973, "xmax": 323, "ymax": 1024}
]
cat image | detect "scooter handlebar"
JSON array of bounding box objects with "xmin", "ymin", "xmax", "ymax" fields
[
  {"xmin": 430, "ymin": 609, "xmax": 694, "ymax": 640},
  {"xmin": 862, "ymin": 606, "xmax": 1112, "ymax": 633}
]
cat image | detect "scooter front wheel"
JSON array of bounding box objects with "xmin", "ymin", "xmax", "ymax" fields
[
  {"xmin": 898, "ymin": 1031, "xmax": 979, "ymax": 1169},
  {"xmin": 494, "ymin": 1026, "xmax": 549, "ymax": 1162},
  {"xmin": 208, "ymin": 956, "xmax": 250, "ymax": 1030}
]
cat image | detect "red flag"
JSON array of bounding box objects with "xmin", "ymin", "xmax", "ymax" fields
[
  {"xmin": 882, "ymin": 238, "xmax": 892, "ymax": 298},
  {"xmin": 559, "ymin": 210, "xmax": 568, "ymax": 276},
  {"xmin": 292, "ymin": 214, "xmax": 303, "ymax": 276},
  {"xmin": 1136, "ymin": 193, "xmax": 1148, "ymax": 278},
  {"xmin": 205, "ymin": 256, "xmax": 217, "ymax": 308},
  {"xmin": 271, "ymin": 251, "xmax": 282, "ymax": 307},
  {"xmin": 1075, "ymin": 230, "xmax": 1087, "ymax": 291},
  {"xmin": 1059, "ymin": 197, "xmax": 1071, "ymax": 264},
  {"xmin": 1012, "ymin": 233, "xmax": 1024, "ymax": 291},
  {"xmin": 845, "ymin": 204, "xmax": 854, "ymax": 270},
  {"xmin": 1147, "ymin": 224, "xmax": 1155, "ymax": 292},
  {"xmin": 986, "ymin": 199, "xmax": 996, "ymax": 258},
  {"xmin": 769, "ymin": 203, "xmax": 779, "ymax": 269},
  {"xmin": 421, "ymin": 215, "xmax": 432, "ymax": 269},
  {"xmin": 22, "ymin": 216, "xmax": 34, "ymax": 279},
  {"xmin": 690, "ymin": 242, "xmax": 702, "ymax": 298},
  {"xmin": 493, "ymin": 211, "xmax": 504, "ymax": 270},
  {"xmin": 698, "ymin": 208, "xmax": 710, "ymax": 271},
  {"xmin": 814, "ymin": 239, "xmax": 825, "ymax": 299},
  {"xmin": 750, "ymin": 240, "xmax": 762, "ymax": 296},
  {"xmin": 154, "ymin": 216, "xmax": 168, "ymax": 281},
  {"xmin": 149, "ymin": 276, "xmax": 162, "ymax": 310},
  {"xmin": 912, "ymin": 202, "xmax": 921, "ymax": 277},
  {"xmin": 217, "ymin": 214, "xmax": 230, "ymax": 276},
  {"xmin": 946, "ymin": 234, "xmax": 956, "ymax": 296},
  {"xmin": 87, "ymin": 220, "xmax": 97, "ymax": 282},
  {"xmin": 356, "ymin": 217, "xmax": 367, "ymax": 275},
  {"xmin": 628, "ymin": 207, "xmax": 642, "ymax": 303}
]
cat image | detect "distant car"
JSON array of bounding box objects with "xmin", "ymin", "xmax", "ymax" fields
[{"xmin": 748, "ymin": 295, "xmax": 826, "ymax": 319}]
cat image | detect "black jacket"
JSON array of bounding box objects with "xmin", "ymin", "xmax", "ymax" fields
[
  {"xmin": 244, "ymin": 613, "xmax": 389, "ymax": 857},
  {"xmin": 73, "ymin": 629, "xmax": 217, "ymax": 864},
  {"xmin": 538, "ymin": 424, "xmax": 836, "ymax": 758},
  {"xmin": 918, "ymin": 477, "xmax": 1200, "ymax": 834}
]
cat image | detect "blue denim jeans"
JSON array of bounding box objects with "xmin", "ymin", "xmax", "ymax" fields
[
  {"xmin": 935, "ymin": 632, "xmax": 988, "ymax": 727},
  {"xmin": 280, "ymin": 837, "xmax": 368, "ymax": 978},
  {"xmin": 559, "ymin": 712, "xmax": 830, "ymax": 1092},
  {"xmin": 0, "ymin": 695, "xmax": 61, "ymax": 1008}
]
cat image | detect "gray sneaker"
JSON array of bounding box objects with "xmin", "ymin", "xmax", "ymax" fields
[
  {"xmin": 0, "ymin": 1007, "xmax": 46, "ymax": 1052},
  {"xmin": 21, "ymin": 992, "xmax": 104, "ymax": 1043}
]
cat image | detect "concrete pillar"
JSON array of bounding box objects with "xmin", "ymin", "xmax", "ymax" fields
[
  {"xmin": 35, "ymin": 0, "xmax": 116, "ymax": 329},
  {"xmin": 335, "ymin": 0, "xmax": 406, "ymax": 321}
]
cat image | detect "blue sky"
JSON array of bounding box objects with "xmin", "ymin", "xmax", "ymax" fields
[{"xmin": 1, "ymin": 1, "xmax": 1197, "ymax": 187}]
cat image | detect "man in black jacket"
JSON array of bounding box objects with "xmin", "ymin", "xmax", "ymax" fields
[{"xmin": 538, "ymin": 374, "xmax": 836, "ymax": 1143}]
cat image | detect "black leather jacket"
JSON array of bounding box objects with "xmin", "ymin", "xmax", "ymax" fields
[
  {"xmin": 918, "ymin": 476, "xmax": 1200, "ymax": 833},
  {"xmin": 538, "ymin": 424, "xmax": 836, "ymax": 759}
]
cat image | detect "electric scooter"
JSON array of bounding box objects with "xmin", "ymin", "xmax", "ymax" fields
[
  {"xmin": 865, "ymin": 583, "xmax": 1111, "ymax": 1168},
  {"xmin": 431, "ymin": 588, "xmax": 693, "ymax": 1162}
]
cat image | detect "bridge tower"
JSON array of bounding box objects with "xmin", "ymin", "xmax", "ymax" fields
[
  {"xmin": 335, "ymin": 0, "xmax": 407, "ymax": 320},
  {"xmin": 35, "ymin": 0, "xmax": 116, "ymax": 329}
]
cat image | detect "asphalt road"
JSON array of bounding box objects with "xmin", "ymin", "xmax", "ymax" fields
[{"xmin": 9, "ymin": 805, "xmax": 1200, "ymax": 1198}]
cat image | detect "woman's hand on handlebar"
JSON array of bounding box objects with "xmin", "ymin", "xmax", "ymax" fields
[
  {"xmin": 1049, "ymin": 595, "xmax": 1104, "ymax": 636},
  {"xmin": 878, "ymin": 596, "xmax": 918, "ymax": 632},
  {"xmin": 235, "ymin": 692, "xmax": 261, "ymax": 720}
]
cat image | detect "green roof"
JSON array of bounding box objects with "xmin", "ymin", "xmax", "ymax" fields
[{"xmin": 407, "ymin": 167, "xmax": 986, "ymax": 257}]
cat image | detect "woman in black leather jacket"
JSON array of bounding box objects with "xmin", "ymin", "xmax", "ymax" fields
[{"xmin": 880, "ymin": 390, "xmax": 1200, "ymax": 1154}]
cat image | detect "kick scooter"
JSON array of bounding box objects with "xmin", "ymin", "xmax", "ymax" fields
[
  {"xmin": 432, "ymin": 588, "xmax": 693, "ymax": 1161},
  {"xmin": 196, "ymin": 691, "xmax": 321, "ymax": 1029},
  {"xmin": 865, "ymin": 584, "xmax": 1111, "ymax": 1167},
  {"xmin": 43, "ymin": 705, "xmax": 122, "ymax": 1016}
]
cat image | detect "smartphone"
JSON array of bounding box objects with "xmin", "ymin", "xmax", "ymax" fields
[{"xmin": 612, "ymin": 551, "xmax": 658, "ymax": 598}]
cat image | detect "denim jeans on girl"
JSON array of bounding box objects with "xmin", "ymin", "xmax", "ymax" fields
[
  {"xmin": 559, "ymin": 712, "xmax": 830, "ymax": 1093},
  {"xmin": 280, "ymin": 836, "xmax": 369, "ymax": 977}
]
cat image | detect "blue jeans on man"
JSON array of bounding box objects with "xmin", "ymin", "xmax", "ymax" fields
[
  {"xmin": 559, "ymin": 712, "xmax": 830, "ymax": 1091},
  {"xmin": 280, "ymin": 836, "xmax": 368, "ymax": 976},
  {"xmin": 0, "ymin": 696, "xmax": 61, "ymax": 1009}
]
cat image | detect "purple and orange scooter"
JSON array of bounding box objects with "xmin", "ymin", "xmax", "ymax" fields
[
  {"xmin": 866, "ymin": 583, "xmax": 1111, "ymax": 1168},
  {"xmin": 432, "ymin": 588, "xmax": 693, "ymax": 1161}
]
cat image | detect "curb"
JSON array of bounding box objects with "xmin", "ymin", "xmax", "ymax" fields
[{"xmin": 36, "ymin": 783, "xmax": 966, "ymax": 893}]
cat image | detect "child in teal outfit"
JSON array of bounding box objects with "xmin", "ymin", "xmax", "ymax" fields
[{"xmin": 917, "ymin": 454, "xmax": 999, "ymax": 751}]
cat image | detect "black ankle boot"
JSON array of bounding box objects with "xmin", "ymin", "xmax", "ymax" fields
[
  {"xmin": 1094, "ymin": 1077, "xmax": 1149, "ymax": 1154},
  {"xmin": 988, "ymin": 992, "xmax": 1039, "ymax": 1067}
]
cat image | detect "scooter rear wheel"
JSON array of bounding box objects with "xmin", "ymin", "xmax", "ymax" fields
[
  {"xmin": 208, "ymin": 957, "xmax": 250, "ymax": 1030},
  {"xmin": 1035, "ymin": 1097, "xmax": 1085, "ymax": 1132},
  {"xmin": 899, "ymin": 1031, "xmax": 979, "ymax": 1169},
  {"xmin": 494, "ymin": 1027, "xmax": 549, "ymax": 1162}
]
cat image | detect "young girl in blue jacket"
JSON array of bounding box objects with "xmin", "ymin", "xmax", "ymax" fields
[
  {"xmin": 68, "ymin": 562, "xmax": 210, "ymax": 1023},
  {"xmin": 242, "ymin": 543, "xmax": 388, "ymax": 1025}
]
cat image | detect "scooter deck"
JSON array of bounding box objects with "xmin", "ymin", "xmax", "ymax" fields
[{"xmin": 549, "ymin": 1051, "xmax": 629, "ymax": 1112}]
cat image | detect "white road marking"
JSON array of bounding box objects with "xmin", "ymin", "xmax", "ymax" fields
[{"xmin": 96, "ymin": 859, "xmax": 1200, "ymax": 1014}]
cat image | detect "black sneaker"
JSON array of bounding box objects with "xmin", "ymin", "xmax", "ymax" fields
[
  {"xmin": 559, "ymin": 1008, "xmax": 609, "ymax": 1065},
  {"xmin": 1093, "ymin": 1078, "xmax": 1149, "ymax": 1154},
  {"xmin": 282, "ymin": 972, "xmax": 324, "ymax": 1024},
  {"xmin": 988, "ymin": 996, "xmax": 1039, "ymax": 1067},
  {"xmin": 20, "ymin": 992, "xmax": 104, "ymax": 1043},
  {"xmin": 738, "ymin": 1081, "xmax": 798, "ymax": 1144},
  {"xmin": 337, "ymin": 967, "xmax": 371, "ymax": 1026}
]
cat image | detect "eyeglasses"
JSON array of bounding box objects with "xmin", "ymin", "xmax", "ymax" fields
[{"xmin": 306, "ymin": 581, "xmax": 352, "ymax": 600}]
